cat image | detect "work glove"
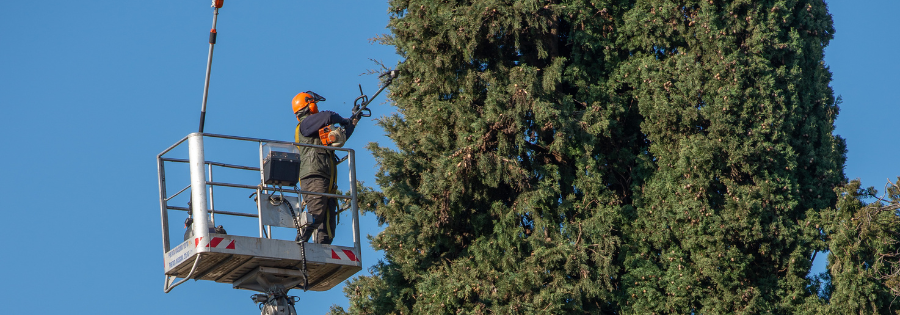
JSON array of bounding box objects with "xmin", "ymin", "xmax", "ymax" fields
[{"xmin": 342, "ymin": 123, "xmax": 355, "ymax": 139}]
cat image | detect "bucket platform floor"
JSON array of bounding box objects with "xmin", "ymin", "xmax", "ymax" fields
[{"xmin": 164, "ymin": 234, "xmax": 361, "ymax": 292}]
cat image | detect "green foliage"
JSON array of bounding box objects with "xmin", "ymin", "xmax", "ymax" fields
[
  {"xmin": 326, "ymin": 1, "xmax": 898, "ymax": 314},
  {"xmin": 808, "ymin": 179, "xmax": 900, "ymax": 314},
  {"xmin": 618, "ymin": 0, "xmax": 843, "ymax": 313},
  {"xmin": 338, "ymin": 1, "xmax": 638, "ymax": 313}
]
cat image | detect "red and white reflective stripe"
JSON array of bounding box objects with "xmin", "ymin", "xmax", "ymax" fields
[
  {"xmin": 330, "ymin": 249, "xmax": 358, "ymax": 262},
  {"xmin": 194, "ymin": 237, "xmax": 236, "ymax": 249}
]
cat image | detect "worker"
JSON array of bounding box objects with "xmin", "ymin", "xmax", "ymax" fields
[{"xmin": 292, "ymin": 91, "xmax": 355, "ymax": 244}]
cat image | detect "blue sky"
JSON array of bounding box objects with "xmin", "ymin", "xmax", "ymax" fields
[{"xmin": 0, "ymin": 1, "xmax": 896, "ymax": 314}]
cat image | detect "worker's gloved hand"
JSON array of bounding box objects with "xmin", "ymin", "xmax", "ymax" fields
[
  {"xmin": 342, "ymin": 122, "xmax": 355, "ymax": 139},
  {"xmin": 341, "ymin": 118, "xmax": 352, "ymax": 126}
]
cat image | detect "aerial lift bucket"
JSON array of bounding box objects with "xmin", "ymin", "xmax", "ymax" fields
[{"xmin": 157, "ymin": 133, "xmax": 362, "ymax": 295}]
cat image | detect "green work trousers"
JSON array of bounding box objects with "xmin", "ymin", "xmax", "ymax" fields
[{"xmin": 300, "ymin": 176, "xmax": 337, "ymax": 244}]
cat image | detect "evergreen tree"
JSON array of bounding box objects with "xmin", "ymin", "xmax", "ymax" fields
[
  {"xmin": 810, "ymin": 179, "xmax": 900, "ymax": 314},
  {"xmin": 618, "ymin": 0, "xmax": 843, "ymax": 313},
  {"xmin": 332, "ymin": 0, "xmax": 847, "ymax": 313},
  {"xmin": 340, "ymin": 0, "xmax": 639, "ymax": 313}
]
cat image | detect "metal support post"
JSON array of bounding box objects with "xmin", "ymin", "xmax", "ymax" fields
[
  {"xmin": 208, "ymin": 163, "xmax": 216, "ymax": 226},
  {"xmin": 348, "ymin": 149, "xmax": 361, "ymax": 262},
  {"xmin": 188, "ymin": 133, "xmax": 210, "ymax": 242},
  {"xmin": 258, "ymin": 142, "xmax": 266, "ymax": 238},
  {"xmin": 158, "ymin": 157, "xmax": 170, "ymax": 252}
]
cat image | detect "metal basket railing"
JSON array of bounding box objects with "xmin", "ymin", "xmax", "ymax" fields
[{"xmin": 156, "ymin": 132, "xmax": 360, "ymax": 259}]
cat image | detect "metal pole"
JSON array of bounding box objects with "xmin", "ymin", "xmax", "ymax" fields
[
  {"xmin": 207, "ymin": 163, "xmax": 215, "ymax": 226},
  {"xmin": 199, "ymin": 4, "xmax": 222, "ymax": 132},
  {"xmin": 258, "ymin": 142, "xmax": 266, "ymax": 238},
  {"xmin": 348, "ymin": 149, "xmax": 361, "ymax": 264},
  {"xmin": 257, "ymin": 187, "xmax": 265, "ymax": 238},
  {"xmin": 158, "ymin": 156, "xmax": 171, "ymax": 252},
  {"xmin": 188, "ymin": 133, "xmax": 210, "ymax": 242}
]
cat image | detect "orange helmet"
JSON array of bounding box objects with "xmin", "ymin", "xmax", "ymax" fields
[{"xmin": 292, "ymin": 91, "xmax": 326, "ymax": 118}]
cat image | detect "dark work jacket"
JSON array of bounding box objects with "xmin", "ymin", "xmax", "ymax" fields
[
  {"xmin": 298, "ymin": 111, "xmax": 355, "ymax": 139},
  {"xmin": 294, "ymin": 111, "xmax": 353, "ymax": 183}
]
